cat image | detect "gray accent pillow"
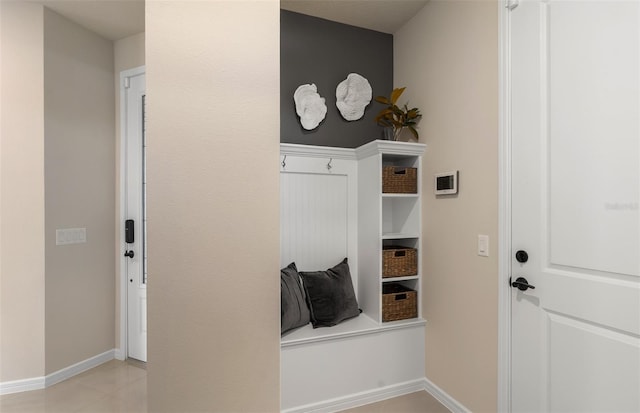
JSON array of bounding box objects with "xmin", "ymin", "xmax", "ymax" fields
[
  {"xmin": 281, "ymin": 262, "xmax": 311, "ymax": 335},
  {"xmin": 300, "ymin": 258, "xmax": 360, "ymax": 328}
]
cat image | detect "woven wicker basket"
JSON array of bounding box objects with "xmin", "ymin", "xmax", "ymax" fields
[
  {"xmin": 382, "ymin": 283, "xmax": 417, "ymax": 322},
  {"xmin": 382, "ymin": 246, "xmax": 417, "ymax": 277},
  {"xmin": 382, "ymin": 166, "xmax": 417, "ymax": 193}
]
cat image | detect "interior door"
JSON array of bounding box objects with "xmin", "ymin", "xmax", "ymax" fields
[
  {"xmin": 510, "ymin": 1, "xmax": 639, "ymax": 411},
  {"xmin": 124, "ymin": 71, "xmax": 147, "ymax": 362}
]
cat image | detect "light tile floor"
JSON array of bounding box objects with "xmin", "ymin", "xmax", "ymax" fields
[
  {"xmin": 0, "ymin": 360, "xmax": 147, "ymax": 413},
  {"xmin": 339, "ymin": 391, "xmax": 451, "ymax": 413},
  {"xmin": 1, "ymin": 361, "xmax": 449, "ymax": 413}
]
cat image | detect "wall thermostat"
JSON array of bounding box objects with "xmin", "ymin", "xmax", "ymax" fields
[{"xmin": 434, "ymin": 171, "xmax": 458, "ymax": 195}]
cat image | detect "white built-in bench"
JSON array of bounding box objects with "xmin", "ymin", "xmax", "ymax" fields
[
  {"xmin": 281, "ymin": 313, "xmax": 426, "ymax": 347},
  {"xmin": 281, "ymin": 316, "xmax": 426, "ymax": 413},
  {"xmin": 280, "ymin": 141, "xmax": 428, "ymax": 412}
]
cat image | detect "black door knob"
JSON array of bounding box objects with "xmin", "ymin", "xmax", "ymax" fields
[
  {"xmin": 124, "ymin": 250, "xmax": 135, "ymax": 258},
  {"xmin": 511, "ymin": 277, "xmax": 535, "ymax": 291},
  {"xmin": 515, "ymin": 250, "xmax": 529, "ymax": 263}
]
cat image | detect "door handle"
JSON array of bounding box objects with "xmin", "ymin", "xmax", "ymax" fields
[
  {"xmin": 511, "ymin": 276, "xmax": 535, "ymax": 291},
  {"xmin": 124, "ymin": 250, "xmax": 135, "ymax": 259}
]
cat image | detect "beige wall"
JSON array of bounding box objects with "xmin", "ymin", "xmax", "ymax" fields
[
  {"xmin": 115, "ymin": 32, "xmax": 145, "ymax": 74},
  {"xmin": 0, "ymin": 1, "xmax": 46, "ymax": 382},
  {"xmin": 43, "ymin": 8, "xmax": 115, "ymax": 374},
  {"xmin": 394, "ymin": 1, "xmax": 499, "ymax": 411},
  {"xmin": 114, "ymin": 31, "xmax": 144, "ymax": 355},
  {"xmin": 146, "ymin": 1, "xmax": 280, "ymax": 411}
]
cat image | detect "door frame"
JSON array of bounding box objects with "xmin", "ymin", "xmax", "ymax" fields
[
  {"xmin": 117, "ymin": 65, "xmax": 146, "ymax": 361},
  {"xmin": 498, "ymin": 0, "xmax": 512, "ymax": 411}
]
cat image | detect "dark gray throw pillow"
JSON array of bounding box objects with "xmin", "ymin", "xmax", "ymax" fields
[
  {"xmin": 300, "ymin": 258, "xmax": 360, "ymax": 328},
  {"xmin": 281, "ymin": 262, "xmax": 311, "ymax": 335}
]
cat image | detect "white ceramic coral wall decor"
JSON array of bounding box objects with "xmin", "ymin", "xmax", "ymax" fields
[
  {"xmin": 336, "ymin": 73, "xmax": 372, "ymax": 121},
  {"xmin": 294, "ymin": 84, "xmax": 327, "ymax": 130}
]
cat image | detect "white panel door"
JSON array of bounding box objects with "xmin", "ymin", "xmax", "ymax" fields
[
  {"xmin": 124, "ymin": 71, "xmax": 147, "ymax": 362},
  {"xmin": 511, "ymin": 1, "xmax": 640, "ymax": 411}
]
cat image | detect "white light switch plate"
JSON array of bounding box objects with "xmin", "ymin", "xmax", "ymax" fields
[
  {"xmin": 478, "ymin": 234, "xmax": 489, "ymax": 257},
  {"xmin": 56, "ymin": 228, "xmax": 86, "ymax": 245}
]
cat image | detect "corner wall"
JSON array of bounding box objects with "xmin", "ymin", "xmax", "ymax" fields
[
  {"xmin": 43, "ymin": 8, "xmax": 115, "ymax": 374},
  {"xmin": 394, "ymin": 1, "xmax": 499, "ymax": 411},
  {"xmin": 0, "ymin": 0, "xmax": 46, "ymax": 382},
  {"xmin": 146, "ymin": 1, "xmax": 280, "ymax": 411}
]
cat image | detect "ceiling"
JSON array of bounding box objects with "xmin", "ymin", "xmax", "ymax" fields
[
  {"xmin": 29, "ymin": 0, "xmax": 144, "ymax": 41},
  {"xmin": 29, "ymin": 0, "xmax": 427, "ymax": 42},
  {"xmin": 281, "ymin": 0, "xmax": 429, "ymax": 34}
]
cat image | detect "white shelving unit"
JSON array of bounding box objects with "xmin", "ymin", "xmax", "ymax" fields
[
  {"xmin": 356, "ymin": 140, "xmax": 426, "ymax": 324},
  {"xmin": 280, "ymin": 141, "xmax": 427, "ymax": 412}
]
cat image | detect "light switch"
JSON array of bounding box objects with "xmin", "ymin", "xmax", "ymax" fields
[
  {"xmin": 56, "ymin": 228, "xmax": 87, "ymax": 245},
  {"xmin": 478, "ymin": 234, "xmax": 489, "ymax": 257}
]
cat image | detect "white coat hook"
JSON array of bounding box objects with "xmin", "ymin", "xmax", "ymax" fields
[
  {"xmin": 327, "ymin": 158, "xmax": 333, "ymax": 171},
  {"xmin": 281, "ymin": 155, "xmax": 287, "ymax": 168}
]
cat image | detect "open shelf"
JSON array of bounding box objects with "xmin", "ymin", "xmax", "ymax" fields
[
  {"xmin": 382, "ymin": 197, "xmax": 420, "ymax": 236},
  {"xmin": 381, "ymin": 275, "xmax": 419, "ymax": 283},
  {"xmin": 382, "ymin": 232, "xmax": 420, "ymax": 240},
  {"xmin": 382, "ymin": 193, "xmax": 419, "ymax": 198}
]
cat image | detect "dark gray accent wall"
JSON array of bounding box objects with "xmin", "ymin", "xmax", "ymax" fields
[{"xmin": 281, "ymin": 10, "xmax": 393, "ymax": 148}]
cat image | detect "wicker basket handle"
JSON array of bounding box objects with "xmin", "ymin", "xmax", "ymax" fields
[
  {"xmin": 393, "ymin": 168, "xmax": 407, "ymax": 175},
  {"xmin": 395, "ymin": 294, "xmax": 407, "ymax": 300},
  {"xmin": 394, "ymin": 250, "xmax": 406, "ymax": 257}
]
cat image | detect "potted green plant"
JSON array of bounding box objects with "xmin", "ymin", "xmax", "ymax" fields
[{"xmin": 374, "ymin": 87, "xmax": 422, "ymax": 141}]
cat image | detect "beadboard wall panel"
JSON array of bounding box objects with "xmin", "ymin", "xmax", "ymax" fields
[
  {"xmin": 279, "ymin": 144, "xmax": 358, "ymax": 290},
  {"xmin": 280, "ymin": 172, "xmax": 348, "ymax": 272}
]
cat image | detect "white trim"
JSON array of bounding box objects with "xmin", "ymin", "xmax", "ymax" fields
[
  {"xmin": 0, "ymin": 377, "xmax": 45, "ymax": 395},
  {"xmin": 118, "ymin": 65, "xmax": 145, "ymax": 362},
  {"xmin": 355, "ymin": 139, "xmax": 426, "ymax": 159},
  {"xmin": 281, "ymin": 379, "xmax": 427, "ymax": 413},
  {"xmin": 0, "ymin": 349, "xmax": 115, "ymax": 395},
  {"xmin": 498, "ymin": 1, "xmax": 512, "ymax": 412},
  {"xmin": 280, "ymin": 140, "xmax": 427, "ymax": 161},
  {"xmin": 423, "ymin": 377, "xmax": 471, "ymax": 413},
  {"xmin": 280, "ymin": 143, "xmax": 357, "ymax": 159},
  {"xmin": 45, "ymin": 349, "xmax": 115, "ymax": 387},
  {"xmin": 280, "ymin": 376, "xmax": 470, "ymax": 413},
  {"xmin": 281, "ymin": 317, "xmax": 426, "ymax": 348}
]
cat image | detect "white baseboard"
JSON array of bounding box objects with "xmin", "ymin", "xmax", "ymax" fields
[
  {"xmin": 0, "ymin": 349, "xmax": 115, "ymax": 395},
  {"xmin": 45, "ymin": 349, "xmax": 115, "ymax": 387},
  {"xmin": 423, "ymin": 377, "xmax": 471, "ymax": 413},
  {"xmin": 0, "ymin": 376, "xmax": 46, "ymax": 396},
  {"xmin": 282, "ymin": 379, "xmax": 427, "ymax": 413},
  {"xmin": 114, "ymin": 348, "xmax": 126, "ymax": 361},
  {"xmin": 3, "ymin": 359, "xmax": 470, "ymax": 413},
  {"xmin": 282, "ymin": 377, "xmax": 470, "ymax": 413}
]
